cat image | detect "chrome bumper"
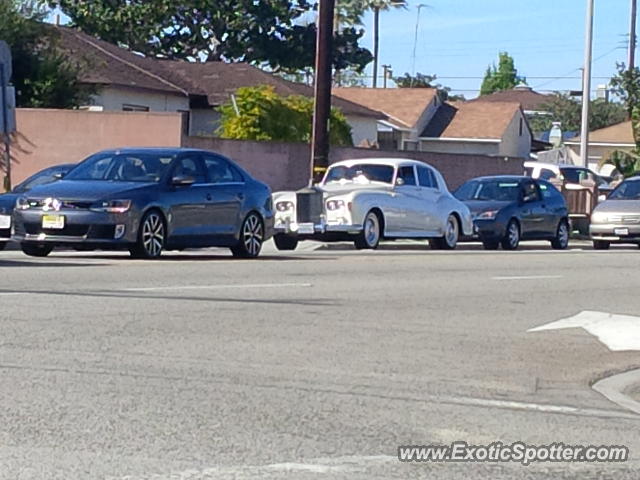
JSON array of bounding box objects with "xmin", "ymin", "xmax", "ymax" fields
[
  {"xmin": 590, "ymin": 223, "xmax": 640, "ymax": 241},
  {"xmin": 274, "ymin": 219, "xmax": 363, "ymax": 235}
]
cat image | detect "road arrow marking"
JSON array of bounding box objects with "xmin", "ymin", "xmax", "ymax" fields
[{"xmin": 528, "ymin": 310, "xmax": 640, "ymax": 351}]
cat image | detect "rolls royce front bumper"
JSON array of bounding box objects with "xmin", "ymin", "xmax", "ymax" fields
[{"xmin": 274, "ymin": 219, "xmax": 363, "ymax": 236}]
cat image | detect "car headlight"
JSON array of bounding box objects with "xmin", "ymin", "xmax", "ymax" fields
[
  {"xmin": 15, "ymin": 196, "xmax": 31, "ymax": 210},
  {"xmin": 476, "ymin": 209, "xmax": 499, "ymax": 220},
  {"xmin": 276, "ymin": 201, "xmax": 294, "ymax": 212},
  {"xmin": 90, "ymin": 199, "xmax": 132, "ymax": 213},
  {"xmin": 326, "ymin": 199, "xmax": 346, "ymax": 211}
]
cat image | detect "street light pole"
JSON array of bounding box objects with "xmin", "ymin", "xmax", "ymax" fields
[
  {"xmin": 310, "ymin": 0, "xmax": 335, "ymax": 185},
  {"xmin": 579, "ymin": 0, "xmax": 594, "ymax": 168}
]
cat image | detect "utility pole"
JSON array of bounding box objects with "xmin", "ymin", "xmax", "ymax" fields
[
  {"xmin": 579, "ymin": 0, "xmax": 594, "ymax": 168},
  {"xmin": 630, "ymin": 0, "xmax": 637, "ymax": 69},
  {"xmin": 382, "ymin": 64, "xmax": 391, "ymax": 88},
  {"xmin": 372, "ymin": 6, "xmax": 380, "ymax": 88},
  {"xmin": 310, "ymin": 0, "xmax": 335, "ymax": 185}
]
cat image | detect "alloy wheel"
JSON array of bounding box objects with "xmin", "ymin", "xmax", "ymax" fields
[
  {"xmin": 242, "ymin": 213, "xmax": 264, "ymax": 257},
  {"xmin": 364, "ymin": 213, "xmax": 380, "ymax": 247},
  {"xmin": 502, "ymin": 220, "xmax": 520, "ymax": 250},
  {"xmin": 142, "ymin": 212, "xmax": 164, "ymax": 258}
]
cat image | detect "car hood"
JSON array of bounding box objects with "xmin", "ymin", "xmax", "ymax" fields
[
  {"xmin": 23, "ymin": 180, "xmax": 157, "ymax": 201},
  {"xmin": 0, "ymin": 192, "xmax": 18, "ymax": 214},
  {"xmin": 320, "ymin": 183, "xmax": 393, "ymax": 195},
  {"xmin": 594, "ymin": 199, "xmax": 640, "ymax": 214},
  {"xmin": 463, "ymin": 200, "xmax": 513, "ymax": 216}
]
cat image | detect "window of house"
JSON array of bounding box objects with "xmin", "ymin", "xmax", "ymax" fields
[
  {"xmin": 519, "ymin": 118, "xmax": 524, "ymax": 136},
  {"xmin": 122, "ymin": 104, "xmax": 150, "ymax": 112}
]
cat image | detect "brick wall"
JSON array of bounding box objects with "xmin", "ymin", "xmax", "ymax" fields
[{"xmin": 183, "ymin": 136, "xmax": 525, "ymax": 191}]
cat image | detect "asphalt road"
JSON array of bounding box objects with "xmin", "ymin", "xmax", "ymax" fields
[{"xmin": 1, "ymin": 240, "xmax": 640, "ymax": 479}]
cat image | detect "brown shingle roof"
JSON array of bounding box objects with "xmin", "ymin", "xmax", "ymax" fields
[
  {"xmin": 422, "ymin": 101, "xmax": 522, "ymax": 140},
  {"xmin": 568, "ymin": 120, "xmax": 634, "ymax": 144},
  {"xmin": 56, "ymin": 27, "xmax": 381, "ymax": 118},
  {"xmin": 471, "ymin": 85, "xmax": 552, "ymax": 112},
  {"xmin": 332, "ymin": 87, "xmax": 439, "ymax": 128}
]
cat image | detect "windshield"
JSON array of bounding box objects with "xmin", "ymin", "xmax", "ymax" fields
[
  {"xmin": 64, "ymin": 152, "xmax": 175, "ymax": 183},
  {"xmin": 14, "ymin": 168, "xmax": 67, "ymax": 193},
  {"xmin": 324, "ymin": 164, "xmax": 395, "ymax": 185},
  {"xmin": 608, "ymin": 179, "xmax": 640, "ymax": 200},
  {"xmin": 454, "ymin": 180, "xmax": 521, "ymax": 202}
]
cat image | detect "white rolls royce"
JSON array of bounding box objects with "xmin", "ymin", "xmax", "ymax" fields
[{"xmin": 272, "ymin": 158, "xmax": 473, "ymax": 250}]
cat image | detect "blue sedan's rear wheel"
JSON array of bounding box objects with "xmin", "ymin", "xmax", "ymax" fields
[
  {"xmin": 130, "ymin": 210, "xmax": 165, "ymax": 259},
  {"xmin": 231, "ymin": 212, "xmax": 264, "ymax": 258}
]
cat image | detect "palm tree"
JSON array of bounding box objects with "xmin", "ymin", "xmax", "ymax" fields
[{"xmin": 335, "ymin": 0, "xmax": 407, "ymax": 87}]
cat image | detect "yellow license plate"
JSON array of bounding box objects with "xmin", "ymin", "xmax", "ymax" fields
[{"xmin": 42, "ymin": 215, "xmax": 65, "ymax": 229}]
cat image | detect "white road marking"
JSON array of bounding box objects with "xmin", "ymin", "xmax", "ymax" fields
[
  {"xmin": 528, "ymin": 310, "xmax": 640, "ymax": 351},
  {"xmin": 492, "ymin": 275, "xmax": 564, "ymax": 281},
  {"xmin": 122, "ymin": 282, "xmax": 313, "ymax": 292},
  {"xmin": 593, "ymin": 368, "xmax": 640, "ymax": 416}
]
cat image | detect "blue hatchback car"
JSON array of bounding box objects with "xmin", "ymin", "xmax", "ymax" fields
[
  {"xmin": 454, "ymin": 176, "xmax": 570, "ymax": 250},
  {"xmin": 12, "ymin": 148, "xmax": 274, "ymax": 259}
]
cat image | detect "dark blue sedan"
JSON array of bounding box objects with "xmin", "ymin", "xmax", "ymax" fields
[
  {"xmin": 0, "ymin": 163, "xmax": 75, "ymax": 250},
  {"xmin": 12, "ymin": 148, "xmax": 274, "ymax": 259},
  {"xmin": 454, "ymin": 176, "xmax": 570, "ymax": 250}
]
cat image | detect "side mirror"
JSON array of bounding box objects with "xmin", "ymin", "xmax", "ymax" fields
[
  {"xmin": 53, "ymin": 172, "xmax": 65, "ymax": 180},
  {"xmin": 598, "ymin": 194, "xmax": 607, "ymax": 203},
  {"xmin": 171, "ymin": 175, "xmax": 196, "ymax": 186},
  {"xmin": 395, "ymin": 177, "xmax": 405, "ymax": 187}
]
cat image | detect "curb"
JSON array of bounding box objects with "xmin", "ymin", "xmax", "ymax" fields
[{"xmin": 592, "ymin": 368, "xmax": 640, "ymax": 416}]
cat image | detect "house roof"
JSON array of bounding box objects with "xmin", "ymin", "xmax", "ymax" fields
[
  {"xmin": 332, "ymin": 87, "xmax": 439, "ymax": 128},
  {"xmin": 567, "ymin": 120, "xmax": 635, "ymax": 144},
  {"xmin": 421, "ymin": 101, "xmax": 522, "ymax": 140},
  {"xmin": 471, "ymin": 85, "xmax": 552, "ymax": 112},
  {"xmin": 56, "ymin": 27, "xmax": 381, "ymax": 118}
]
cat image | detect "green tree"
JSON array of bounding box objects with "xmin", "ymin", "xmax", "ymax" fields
[
  {"xmin": 479, "ymin": 52, "xmax": 524, "ymax": 96},
  {"xmin": 0, "ymin": 0, "xmax": 92, "ymax": 107},
  {"xmin": 217, "ymin": 86, "xmax": 353, "ymax": 146},
  {"xmin": 49, "ymin": 0, "xmax": 373, "ymax": 73},
  {"xmin": 527, "ymin": 93, "xmax": 627, "ymax": 136},
  {"xmin": 393, "ymin": 72, "xmax": 465, "ymax": 101},
  {"xmin": 599, "ymin": 63, "xmax": 640, "ymax": 177}
]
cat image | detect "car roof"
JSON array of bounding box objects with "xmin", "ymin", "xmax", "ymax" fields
[
  {"xmin": 96, "ymin": 147, "xmax": 211, "ymax": 155},
  {"xmin": 330, "ymin": 158, "xmax": 430, "ymax": 169},
  {"xmin": 465, "ymin": 175, "xmax": 529, "ymax": 183}
]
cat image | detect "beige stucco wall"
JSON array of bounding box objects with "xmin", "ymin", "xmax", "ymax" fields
[
  {"xmin": 499, "ymin": 111, "xmax": 531, "ymax": 158},
  {"xmin": 92, "ymin": 86, "xmax": 189, "ymax": 113},
  {"xmin": 9, "ymin": 109, "xmax": 183, "ymax": 186},
  {"xmin": 566, "ymin": 142, "xmax": 635, "ymax": 172},
  {"xmin": 344, "ymin": 115, "xmax": 378, "ymax": 147}
]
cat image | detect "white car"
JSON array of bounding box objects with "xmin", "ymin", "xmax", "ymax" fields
[{"xmin": 272, "ymin": 158, "xmax": 473, "ymax": 250}]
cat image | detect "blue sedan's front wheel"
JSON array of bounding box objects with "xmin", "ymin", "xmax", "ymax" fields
[{"xmin": 130, "ymin": 210, "xmax": 165, "ymax": 259}]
